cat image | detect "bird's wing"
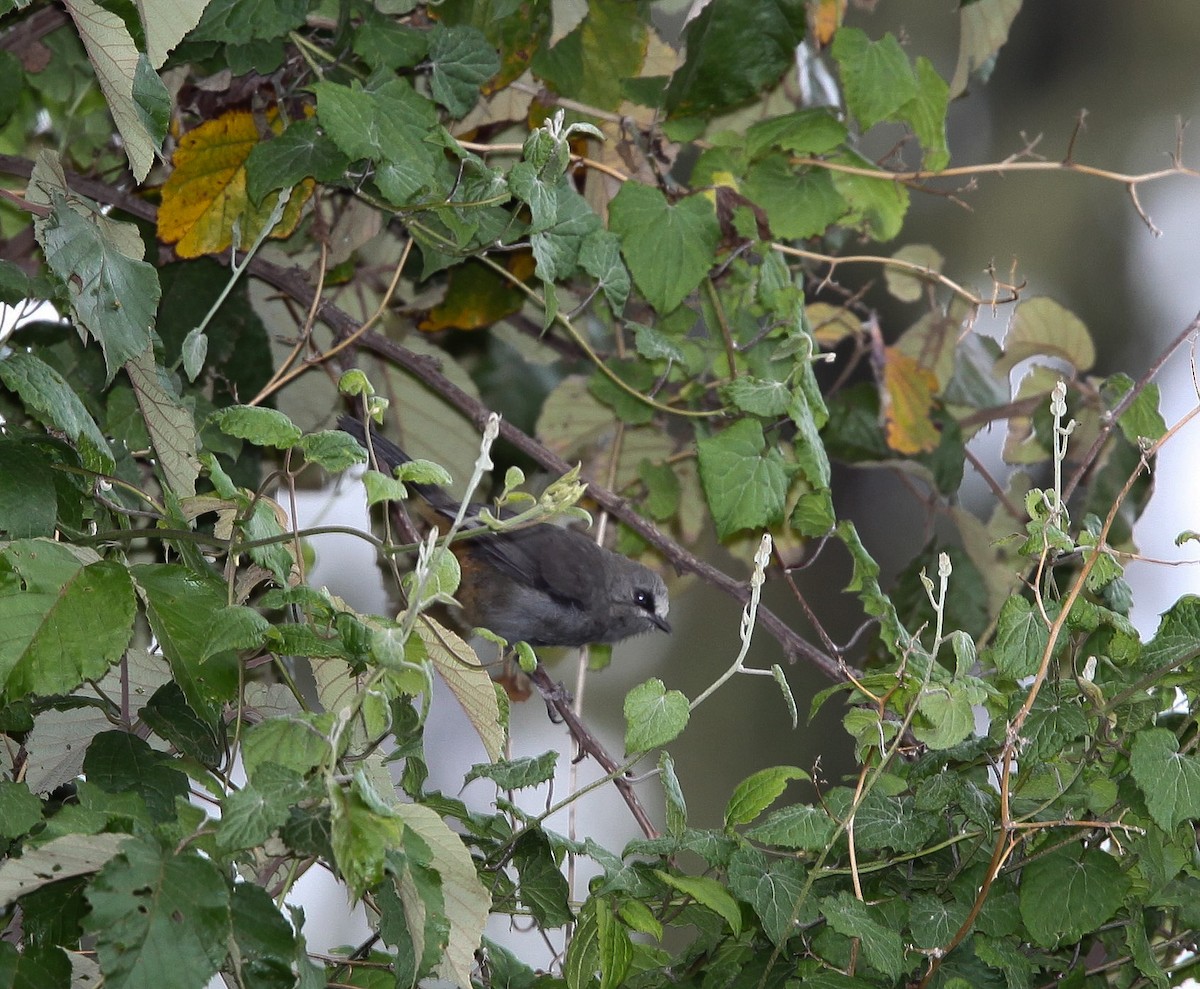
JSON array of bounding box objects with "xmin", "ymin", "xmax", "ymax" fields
[{"xmin": 472, "ymin": 525, "xmax": 603, "ymax": 610}]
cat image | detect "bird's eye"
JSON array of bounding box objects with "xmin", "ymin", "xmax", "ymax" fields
[{"xmin": 633, "ymin": 589, "xmax": 654, "ymax": 612}]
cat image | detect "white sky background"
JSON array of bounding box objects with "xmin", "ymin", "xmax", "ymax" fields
[{"xmin": 1120, "ymin": 175, "xmax": 1200, "ymax": 638}]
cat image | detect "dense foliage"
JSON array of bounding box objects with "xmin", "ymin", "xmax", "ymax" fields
[{"xmin": 3, "ymin": 0, "xmax": 1200, "ymax": 987}]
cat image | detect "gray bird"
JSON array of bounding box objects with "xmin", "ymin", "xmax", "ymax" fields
[{"xmin": 340, "ymin": 417, "xmax": 671, "ymax": 648}]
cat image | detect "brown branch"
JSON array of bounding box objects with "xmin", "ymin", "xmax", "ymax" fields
[
  {"xmin": 0, "ymin": 6, "xmax": 68, "ymax": 55},
  {"xmin": 527, "ymin": 665, "xmax": 657, "ymax": 839}
]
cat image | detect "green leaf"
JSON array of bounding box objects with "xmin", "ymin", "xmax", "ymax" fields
[
  {"xmin": 377, "ymin": 861, "xmax": 441, "ymax": 988},
  {"xmin": 727, "ymin": 847, "xmax": 808, "ymax": 945},
  {"xmin": 630, "ymin": 322, "xmax": 685, "ymax": 364},
  {"xmin": 664, "ymin": 0, "xmax": 806, "ymax": 115},
  {"xmin": 532, "ymin": 0, "xmax": 647, "ymax": 111},
  {"xmin": 721, "ymin": 375, "xmax": 792, "ymax": 417},
  {"xmin": 132, "ymin": 563, "xmax": 241, "ymax": 723},
  {"xmin": 229, "ymin": 882, "xmax": 304, "ymax": 989},
  {"xmin": 328, "ymin": 779, "xmax": 405, "ymax": 897},
  {"xmin": 836, "ymin": 520, "xmax": 908, "ymax": 655},
  {"xmin": 589, "ymin": 359, "xmax": 657, "ymax": 426},
  {"xmin": 0, "ymin": 939, "xmax": 70, "ymax": 987},
  {"xmin": 530, "ymin": 182, "xmax": 600, "ymax": 285},
  {"xmin": 1022, "ymin": 688, "xmax": 1090, "ymax": 766},
  {"xmin": 241, "ymin": 712, "xmax": 335, "ymax": 778},
  {"xmin": 132, "ymin": 52, "xmax": 169, "ymax": 139},
  {"xmin": 564, "ymin": 897, "xmax": 600, "ymax": 989},
  {"xmin": 851, "ymin": 793, "xmax": 937, "ymax": 852},
  {"xmin": 513, "ymin": 830, "xmax": 572, "ymax": 928},
  {"xmin": 1141, "ymin": 596, "xmax": 1200, "ymax": 670},
  {"xmin": 745, "ymin": 109, "xmax": 847, "ymax": 157},
  {"xmin": 392, "ymin": 801, "xmax": 490, "ymax": 986},
  {"xmin": 791, "ymin": 489, "xmax": 836, "ymax": 537},
  {"xmin": 204, "ymin": 606, "xmax": 272, "ymax": 661},
  {"xmin": 638, "ymin": 459, "xmax": 680, "ymax": 522},
  {"xmin": 624, "ymin": 678, "xmax": 689, "ymax": 753},
  {"xmin": 830, "ymin": 28, "xmax": 918, "ymax": 129},
  {"xmin": 1019, "ymin": 844, "xmax": 1129, "ymax": 947},
  {"xmin": 508, "ymin": 160, "xmax": 559, "ymax": 231},
  {"xmin": 428, "ymin": 24, "xmax": 499, "ymax": 117},
  {"xmin": 245, "ymin": 118, "xmax": 351, "ymax": 204},
  {"xmin": 746, "ymin": 803, "xmax": 836, "ymax": 851},
  {"xmin": 139, "ymin": 682, "xmax": 224, "ymax": 766},
  {"xmin": 313, "ymin": 78, "xmax": 440, "ymax": 171},
  {"xmin": 352, "ymin": 15, "xmax": 428, "ymax": 70},
  {"xmin": 0, "ymin": 259, "xmax": 32, "ymax": 304},
  {"xmin": 33, "ymin": 193, "xmax": 160, "ymax": 383},
  {"xmin": 82, "ymin": 730, "xmax": 190, "ymax": 823},
  {"xmin": 820, "ymin": 891, "xmax": 904, "ymax": 978},
  {"xmin": 1127, "ymin": 915, "xmax": 1171, "ymax": 989},
  {"xmin": 912, "ymin": 678, "xmax": 986, "ymax": 750},
  {"xmin": 987, "ymin": 595, "xmax": 1048, "ymax": 679},
  {"xmin": 0, "ymin": 781, "xmax": 42, "ymax": 839},
  {"xmin": 908, "ymin": 893, "xmax": 971, "ymax": 950},
  {"xmin": 1131, "ymin": 729, "xmax": 1200, "ymax": 831},
  {"xmin": 659, "ymin": 751, "xmax": 687, "ymax": 837},
  {"xmin": 948, "ymin": 629, "xmax": 977, "ymax": 677},
  {"xmin": 1103, "ymin": 374, "xmax": 1167, "ymax": 446},
  {"xmin": 217, "ymin": 764, "xmax": 308, "ymax": 852},
  {"xmin": 901, "ymin": 57, "xmax": 951, "ymax": 171},
  {"xmin": 829, "ymin": 150, "xmax": 910, "ymax": 240},
  {"xmin": 0, "ymin": 439, "xmax": 60, "ymax": 539},
  {"xmin": 594, "ymin": 899, "xmax": 633, "ymax": 989},
  {"xmin": 0, "ymin": 353, "xmax": 114, "ymax": 475},
  {"xmin": 210, "ymin": 404, "xmax": 302, "ymax": 449},
  {"xmin": 362, "ymin": 469, "xmax": 411, "ymax": 507},
  {"xmin": 579, "ymin": 229, "xmax": 631, "ymax": 314},
  {"xmin": 465, "ymin": 751, "xmax": 558, "ymax": 790},
  {"xmin": 789, "ymin": 387, "xmax": 832, "ymax": 489},
  {"xmin": 189, "ymin": 0, "xmax": 306, "ymax": 41},
  {"xmin": 725, "ymin": 765, "xmax": 808, "ymax": 827},
  {"xmin": 608, "ymin": 184, "xmax": 719, "ymax": 314},
  {"xmin": 238, "ymin": 497, "xmax": 295, "ymax": 585},
  {"xmin": 655, "ymin": 871, "xmax": 742, "ymax": 934},
  {"xmin": 0, "ymin": 541, "xmax": 135, "ymax": 701},
  {"xmin": 697, "ymin": 418, "xmax": 788, "ymax": 539},
  {"xmin": 83, "ymin": 836, "xmax": 230, "ymax": 987},
  {"xmin": 744, "ymin": 156, "xmax": 848, "ymax": 241}
]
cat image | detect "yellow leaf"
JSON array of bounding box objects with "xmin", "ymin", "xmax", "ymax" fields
[
  {"xmin": 882, "ymin": 346, "xmax": 940, "ymax": 455},
  {"xmin": 809, "ymin": 0, "xmax": 847, "ymax": 47},
  {"xmin": 158, "ymin": 110, "xmax": 312, "ymax": 258},
  {"xmin": 418, "ymin": 252, "xmax": 535, "ymax": 332},
  {"xmin": 805, "ymin": 302, "xmax": 859, "ymax": 347}
]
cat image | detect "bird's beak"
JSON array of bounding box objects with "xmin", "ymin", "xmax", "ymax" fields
[{"xmin": 650, "ymin": 613, "xmax": 672, "ymax": 634}]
